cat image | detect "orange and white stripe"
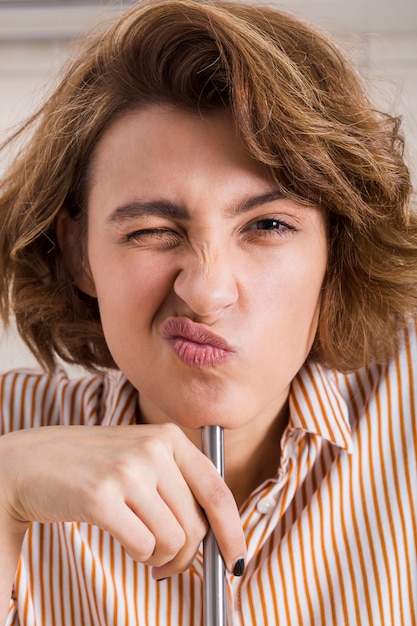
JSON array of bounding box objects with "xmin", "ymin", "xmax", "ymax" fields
[{"xmin": 1, "ymin": 322, "xmax": 416, "ymax": 625}]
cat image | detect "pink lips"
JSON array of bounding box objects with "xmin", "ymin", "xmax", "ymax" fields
[{"xmin": 160, "ymin": 317, "xmax": 236, "ymax": 368}]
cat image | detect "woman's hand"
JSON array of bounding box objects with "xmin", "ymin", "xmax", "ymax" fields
[{"xmin": 0, "ymin": 424, "xmax": 246, "ymax": 580}]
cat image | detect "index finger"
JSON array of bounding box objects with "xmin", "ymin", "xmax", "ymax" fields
[{"xmin": 177, "ymin": 441, "xmax": 247, "ymax": 575}]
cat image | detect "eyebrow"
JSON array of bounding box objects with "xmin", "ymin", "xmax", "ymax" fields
[
  {"xmin": 105, "ymin": 189, "xmax": 286, "ymax": 224},
  {"xmin": 236, "ymin": 189, "xmax": 286, "ymax": 215},
  {"xmin": 106, "ymin": 200, "xmax": 188, "ymax": 224}
]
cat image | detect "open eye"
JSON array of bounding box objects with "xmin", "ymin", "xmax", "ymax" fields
[
  {"xmin": 253, "ymin": 218, "xmax": 291, "ymax": 231},
  {"xmin": 245, "ymin": 218, "xmax": 296, "ymax": 236}
]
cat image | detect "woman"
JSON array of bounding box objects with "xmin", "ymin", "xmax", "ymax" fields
[{"xmin": 0, "ymin": 1, "xmax": 416, "ymax": 624}]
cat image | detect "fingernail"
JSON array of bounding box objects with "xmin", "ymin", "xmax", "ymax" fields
[
  {"xmin": 232, "ymin": 558, "xmax": 245, "ymax": 577},
  {"xmin": 156, "ymin": 577, "xmax": 168, "ymax": 582}
]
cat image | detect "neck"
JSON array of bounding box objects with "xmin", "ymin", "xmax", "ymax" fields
[
  {"xmin": 223, "ymin": 404, "xmax": 288, "ymax": 507},
  {"xmin": 138, "ymin": 396, "xmax": 289, "ymax": 509}
]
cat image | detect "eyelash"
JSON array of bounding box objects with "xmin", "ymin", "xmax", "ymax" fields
[
  {"xmin": 244, "ymin": 218, "xmax": 295, "ymax": 236},
  {"xmin": 126, "ymin": 228, "xmax": 181, "ymax": 248},
  {"xmin": 125, "ymin": 218, "xmax": 295, "ymax": 247}
]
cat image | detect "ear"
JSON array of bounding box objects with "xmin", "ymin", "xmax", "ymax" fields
[{"xmin": 56, "ymin": 210, "xmax": 97, "ymax": 297}]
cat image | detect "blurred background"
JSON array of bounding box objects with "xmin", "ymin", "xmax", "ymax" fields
[{"xmin": 0, "ymin": 0, "xmax": 416, "ymax": 372}]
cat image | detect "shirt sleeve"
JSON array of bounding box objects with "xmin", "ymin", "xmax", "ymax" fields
[{"xmin": 0, "ymin": 368, "xmax": 105, "ymax": 433}]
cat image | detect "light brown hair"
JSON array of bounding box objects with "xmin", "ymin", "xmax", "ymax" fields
[{"xmin": 1, "ymin": 0, "xmax": 416, "ymax": 372}]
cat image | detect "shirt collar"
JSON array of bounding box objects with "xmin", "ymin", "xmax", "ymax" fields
[
  {"xmin": 99, "ymin": 370, "xmax": 138, "ymax": 426},
  {"xmin": 289, "ymin": 361, "xmax": 353, "ymax": 453}
]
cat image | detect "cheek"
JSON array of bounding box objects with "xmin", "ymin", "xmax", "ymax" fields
[
  {"xmin": 267, "ymin": 258, "xmax": 325, "ymax": 308},
  {"xmin": 258, "ymin": 252, "xmax": 326, "ymax": 348},
  {"xmin": 90, "ymin": 249, "xmax": 175, "ymax": 308},
  {"xmin": 287, "ymin": 268, "xmax": 325, "ymax": 338}
]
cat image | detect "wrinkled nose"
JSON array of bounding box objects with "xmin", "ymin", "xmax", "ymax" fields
[{"xmin": 173, "ymin": 248, "xmax": 239, "ymax": 318}]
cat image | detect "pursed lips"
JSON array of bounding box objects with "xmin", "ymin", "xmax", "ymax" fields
[{"xmin": 160, "ymin": 317, "xmax": 236, "ymax": 368}]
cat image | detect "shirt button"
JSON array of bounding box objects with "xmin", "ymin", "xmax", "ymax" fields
[{"xmin": 257, "ymin": 496, "xmax": 276, "ymax": 515}]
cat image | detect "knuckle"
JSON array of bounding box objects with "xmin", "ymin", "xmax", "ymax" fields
[
  {"xmin": 79, "ymin": 477, "xmax": 115, "ymax": 517},
  {"xmin": 140, "ymin": 435, "xmax": 170, "ymax": 462},
  {"xmin": 168, "ymin": 527, "xmax": 187, "ymax": 555},
  {"xmin": 157, "ymin": 422, "xmax": 183, "ymax": 445},
  {"xmin": 134, "ymin": 534, "xmax": 156, "ymax": 562},
  {"xmin": 146, "ymin": 552, "xmax": 173, "ymax": 568},
  {"xmin": 172, "ymin": 528, "xmax": 187, "ymax": 553},
  {"xmin": 189, "ymin": 512, "xmax": 209, "ymax": 542},
  {"xmin": 157, "ymin": 543, "xmax": 200, "ymax": 577},
  {"xmin": 207, "ymin": 481, "xmax": 231, "ymax": 508},
  {"xmin": 163, "ymin": 527, "xmax": 187, "ymax": 557},
  {"xmin": 145, "ymin": 527, "xmax": 186, "ymax": 567}
]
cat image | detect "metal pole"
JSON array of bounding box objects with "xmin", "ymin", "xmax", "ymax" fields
[{"xmin": 201, "ymin": 425, "xmax": 226, "ymax": 626}]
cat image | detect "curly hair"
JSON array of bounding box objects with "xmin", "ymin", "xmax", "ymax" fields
[{"xmin": 0, "ymin": 0, "xmax": 416, "ymax": 372}]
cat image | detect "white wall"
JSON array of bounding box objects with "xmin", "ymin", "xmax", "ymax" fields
[{"xmin": 0, "ymin": 1, "xmax": 416, "ymax": 372}]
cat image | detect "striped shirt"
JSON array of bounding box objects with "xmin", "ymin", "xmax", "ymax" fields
[{"xmin": 1, "ymin": 321, "xmax": 416, "ymax": 625}]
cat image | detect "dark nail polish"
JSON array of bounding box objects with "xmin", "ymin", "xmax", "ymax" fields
[
  {"xmin": 156, "ymin": 577, "xmax": 168, "ymax": 582},
  {"xmin": 233, "ymin": 558, "xmax": 245, "ymax": 577}
]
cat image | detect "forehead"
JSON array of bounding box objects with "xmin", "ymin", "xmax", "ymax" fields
[
  {"xmin": 86, "ymin": 105, "xmax": 279, "ymax": 207},
  {"xmin": 89, "ymin": 105, "xmax": 268, "ymax": 172}
]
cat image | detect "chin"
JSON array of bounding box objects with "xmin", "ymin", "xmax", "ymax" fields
[{"xmin": 172, "ymin": 410, "xmax": 251, "ymax": 431}]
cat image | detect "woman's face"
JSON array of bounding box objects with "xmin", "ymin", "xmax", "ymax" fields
[{"xmin": 84, "ymin": 105, "xmax": 327, "ymax": 429}]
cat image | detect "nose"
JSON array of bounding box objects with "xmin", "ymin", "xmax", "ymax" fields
[{"xmin": 173, "ymin": 246, "xmax": 239, "ymax": 319}]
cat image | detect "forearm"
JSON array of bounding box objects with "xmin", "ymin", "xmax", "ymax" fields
[
  {"xmin": 0, "ymin": 433, "xmax": 29, "ymax": 624},
  {"xmin": 0, "ymin": 520, "xmax": 26, "ymax": 626}
]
